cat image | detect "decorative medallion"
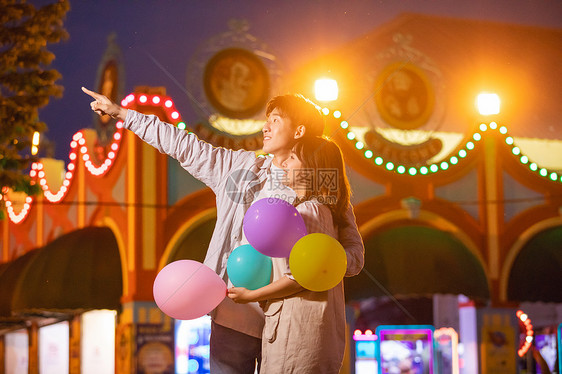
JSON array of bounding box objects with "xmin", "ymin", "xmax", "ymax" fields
[
  {"xmin": 186, "ymin": 19, "xmax": 283, "ymax": 150},
  {"xmin": 360, "ymin": 33, "xmax": 448, "ymax": 166},
  {"xmin": 204, "ymin": 47, "xmax": 270, "ymax": 120},
  {"xmin": 374, "ymin": 61, "xmax": 435, "ymax": 131}
]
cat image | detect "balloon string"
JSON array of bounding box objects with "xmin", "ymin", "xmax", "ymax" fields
[
  {"xmin": 140, "ymin": 47, "xmax": 239, "ymax": 142},
  {"xmin": 360, "ymin": 268, "xmax": 417, "ymax": 323}
]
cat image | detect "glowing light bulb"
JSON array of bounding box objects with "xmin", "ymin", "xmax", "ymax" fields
[
  {"xmin": 476, "ymin": 92, "xmax": 500, "ymax": 115},
  {"xmin": 315, "ymin": 78, "xmax": 338, "ymax": 101}
]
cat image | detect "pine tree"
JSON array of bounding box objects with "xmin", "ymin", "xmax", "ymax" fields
[{"xmin": 0, "ymin": 0, "xmax": 69, "ymax": 217}]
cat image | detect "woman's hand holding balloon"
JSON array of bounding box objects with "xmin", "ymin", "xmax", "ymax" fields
[{"xmin": 227, "ymin": 287, "xmax": 256, "ymax": 304}]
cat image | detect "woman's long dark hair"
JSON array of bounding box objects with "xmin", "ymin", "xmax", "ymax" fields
[{"xmin": 291, "ymin": 136, "xmax": 351, "ymax": 226}]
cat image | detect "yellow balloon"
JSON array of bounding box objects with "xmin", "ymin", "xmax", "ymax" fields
[{"xmin": 289, "ymin": 233, "xmax": 347, "ymax": 292}]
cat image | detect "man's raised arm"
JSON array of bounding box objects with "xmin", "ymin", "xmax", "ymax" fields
[{"xmin": 82, "ymin": 86, "xmax": 247, "ymax": 191}]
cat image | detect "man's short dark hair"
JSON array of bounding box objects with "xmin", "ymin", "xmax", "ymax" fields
[{"xmin": 266, "ymin": 94, "xmax": 325, "ymax": 137}]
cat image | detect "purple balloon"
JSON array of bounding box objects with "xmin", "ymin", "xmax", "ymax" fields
[{"xmin": 243, "ymin": 198, "xmax": 307, "ymax": 258}]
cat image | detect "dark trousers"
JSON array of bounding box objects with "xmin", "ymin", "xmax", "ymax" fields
[{"xmin": 210, "ymin": 321, "xmax": 262, "ymax": 374}]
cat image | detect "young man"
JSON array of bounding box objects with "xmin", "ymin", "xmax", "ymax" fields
[{"xmin": 82, "ymin": 87, "xmax": 364, "ymax": 374}]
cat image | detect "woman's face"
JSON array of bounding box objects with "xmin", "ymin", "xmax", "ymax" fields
[{"xmin": 281, "ymin": 151, "xmax": 303, "ymax": 189}]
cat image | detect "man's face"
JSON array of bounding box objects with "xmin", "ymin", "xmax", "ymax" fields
[{"xmin": 262, "ymin": 108, "xmax": 297, "ymax": 156}]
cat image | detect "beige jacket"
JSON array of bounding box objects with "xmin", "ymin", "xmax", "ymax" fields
[{"xmin": 260, "ymin": 201, "xmax": 345, "ymax": 373}]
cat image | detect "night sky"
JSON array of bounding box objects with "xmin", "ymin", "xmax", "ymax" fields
[{"xmin": 34, "ymin": 0, "xmax": 562, "ymax": 160}]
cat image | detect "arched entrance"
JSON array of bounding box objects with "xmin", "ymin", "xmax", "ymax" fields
[
  {"xmin": 507, "ymin": 225, "xmax": 562, "ymax": 303},
  {"xmin": 345, "ymin": 225, "xmax": 490, "ymax": 301},
  {"xmin": 346, "ymin": 224, "xmax": 489, "ymax": 326},
  {"xmin": 166, "ymin": 215, "xmax": 217, "ymax": 264}
]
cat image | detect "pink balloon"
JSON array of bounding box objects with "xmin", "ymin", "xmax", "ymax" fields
[
  {"xmin": 243, "ymin": 198, "xmax": 307, "ymax": 258},
  {"xmin": 153, "ymin": 260, "xmax": 226, "ymax": 320}
]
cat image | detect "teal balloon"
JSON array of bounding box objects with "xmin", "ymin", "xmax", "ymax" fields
[{"xmin": 227, "ymin": 244, "xmax": 272, "ymax": 290}]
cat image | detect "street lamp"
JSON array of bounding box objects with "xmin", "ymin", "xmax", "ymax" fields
[
  {"xmin": 31, "ymin": 131, "xmax": 40, "ymax": 155},
  {"xmin": 476, "ymin": 92, "xmax": 500, "ymax": 116},
  {"xmin": 315, "ymin": 78, "xmax": 338, "ymax": 102}
]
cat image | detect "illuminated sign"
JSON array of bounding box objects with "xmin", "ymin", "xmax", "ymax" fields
[{"xmin": 376, "ymin": 325, "xmax": 435, "ymax": 374}]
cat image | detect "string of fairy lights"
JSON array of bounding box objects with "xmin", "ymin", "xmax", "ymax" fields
[
  {"xmin": 2, "ymin": 93, "xmax": 184, "ymax": 223},
  {"xmin": 516, "ymin": 310, "xmax": 534, "ymax": 357},
  {"xmin": 2, "ymin": 93, "xmax": 561, "ymax": 224},
  {"xmin": 329, "ymin": 107, "xmax": 562, "ymax": 181}
]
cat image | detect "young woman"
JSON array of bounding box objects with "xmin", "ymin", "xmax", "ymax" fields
[{"xmin": 228, "ymin": 136, "xmax": 351, "ymax": 373}]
